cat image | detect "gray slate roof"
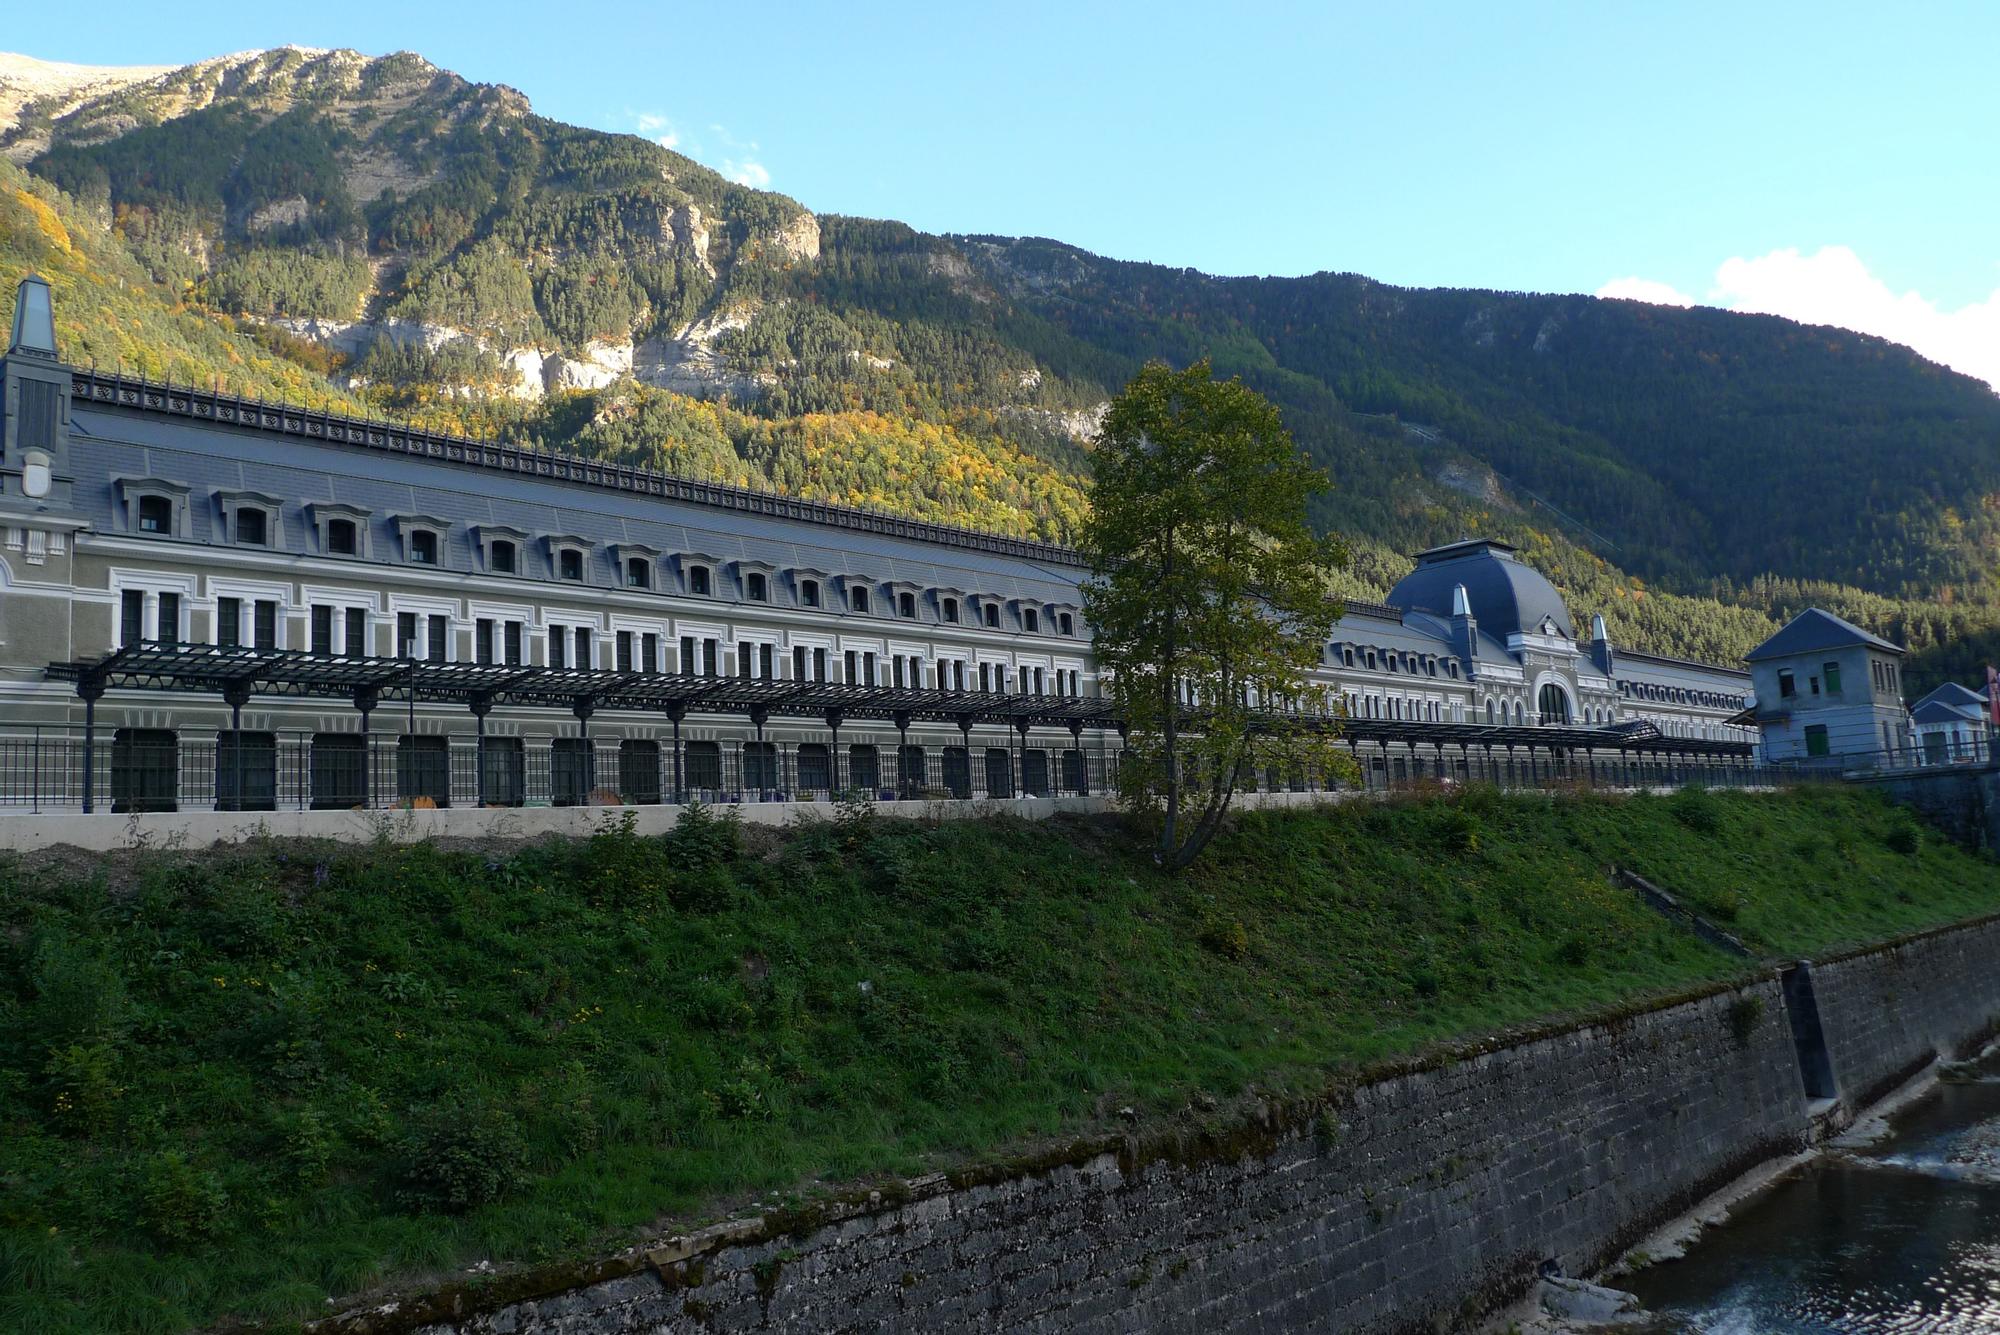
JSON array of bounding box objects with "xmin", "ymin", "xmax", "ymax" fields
[{"xmin": 1744, "ymin": 608, "xmax": 1902, "ymax": 662}]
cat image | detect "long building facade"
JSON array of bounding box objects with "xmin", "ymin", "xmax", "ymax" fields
[{"xmin": 0, "ymin": 275, "xmax": 1758, "ymax": 814}]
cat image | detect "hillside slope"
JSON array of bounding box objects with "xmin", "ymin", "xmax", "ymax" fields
[
  {"xmin": 2, "ymin": 790, "xmax": 1994, "ymax": 1332},
  {"xmin": 1, "ymin": 46, "xmax": 1994, "ymax": 666}
]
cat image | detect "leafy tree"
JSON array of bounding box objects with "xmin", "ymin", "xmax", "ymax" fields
[{"xmin": 1083, "ymin": 360, "xmax": 1351, "ymax": 870}]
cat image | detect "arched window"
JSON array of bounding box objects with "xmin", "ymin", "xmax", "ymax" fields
[
  {"xmin": 1537, "ymin": 683, "xmax": 1571, "ymax": 725},
  {"xmin": 1485, "ymin": 698, "xmax": 1495, "ymax": 724}
]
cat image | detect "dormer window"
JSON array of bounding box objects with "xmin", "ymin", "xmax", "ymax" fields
[
  {"xmin": 560, "ymin": 549, "xmax": 585, "ymax": 581},
  {"xmin": 219, "ymin": 491, "xmax": 284, "ymax": 551},
  {"xmin": 410, "ymin": 530, "xmax": 439, "ymax": 565},
  {"xmin": 1059, "ymin": 611, "xmax": 1074, "ymax": 636},
  {"xmin": 1023, "ymin": 608, "xmax": 1039, "ymax": 633},
  {"xmin": 983, "ymin": 604, "xmax": 999, "ymax": 629},
  {"xmin": 138, "ymin": 495, "xmax": 172, "ymax": 534},
  {"xmin": 689, "ymin": 565, "xmax": 711, "ymax": 596},
  {"xmin": 898, "ymin": 591, "xmax": 916, "ymax": 618},
  {"xmin": 851, "ymin": 586, "xmax": 869, "ymax": 613},
  {"xmin": 491, "ymin": 540, "xmax": 517, "ymax": 574},
  {"xmin": 625, "ymin": 557, "xmax": 652, "ymax": 589},
  {"xmin": 943, "ymin": 597, "xmax": 959, "ymax": 623},
  {"xmin": 309, "ymin": 502, "xmax": 372, "ymax": 559},
  {"xmin": 748, "ymin": 572, "xmax": 769, "ymax": 601},
  {"xmin": 802, "ymin": 579, "xmax": 820, "ymax": 608}
]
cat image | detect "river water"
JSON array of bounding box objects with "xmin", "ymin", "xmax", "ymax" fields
[{"xmin": 1619, "ymin": 1068, "xmax": 2000, "ymax": 1333}]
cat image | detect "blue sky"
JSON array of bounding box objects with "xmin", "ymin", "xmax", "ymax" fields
[{"xmin": 11, "ymin": 2, "xmax": 2000, "ymax": 383}]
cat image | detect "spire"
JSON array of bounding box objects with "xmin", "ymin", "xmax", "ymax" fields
[
  {"xmin": 7, "ymin": 274, "xmax": 56, "ymax": 360},
  {"xmin": 1589, "ymin": 612, "xmax": 1613, "ymax": 675}
]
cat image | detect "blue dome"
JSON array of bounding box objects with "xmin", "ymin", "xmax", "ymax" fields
[{"xmin": 1385, "ymin": 540, "xmax": 1574, "ymax": 641}]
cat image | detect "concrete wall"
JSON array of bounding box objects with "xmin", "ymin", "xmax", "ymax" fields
[
  {"xmin": 324, "ymin": 980, "xmax": 1829, "ymax": 1335},
  {"xmin": 1810, "ymin": 912, "xmax": 2000, "ymax": 1107},
  {"xmin": 0, "ymin": 789, "xmax": 1354, "ymax": 853}
]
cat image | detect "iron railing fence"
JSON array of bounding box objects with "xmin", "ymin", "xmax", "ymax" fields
[
  {"xmin": 0, "ymin": 724, "xmax": 1801, "ymax": 815},
  {"xmin": 1826, "ymin": 733, "xmax": 1996, "ymax": 775}
]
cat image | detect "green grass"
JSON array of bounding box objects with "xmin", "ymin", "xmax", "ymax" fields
[{"xmin": 1, "ymin": 786, "xmax": 1995, "ymax": 1332}]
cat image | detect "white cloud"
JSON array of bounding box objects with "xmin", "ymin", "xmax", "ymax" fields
[
  {"xmin": 629, "ymin": 111, "xmax": 679, "ymax": 150},
  {"xmin": 1595, "ymin": 276, "xmax": 1695, "ymax": 307},
  {"xmin": 1599, "ymin": 246, "xmax": 2000, "ymax": 391},
  {"xmin": 725, "ymin": 159, "xmax": 772, "ymax": 189}
]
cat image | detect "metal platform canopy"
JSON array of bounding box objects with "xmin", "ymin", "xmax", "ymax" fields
[{"xmin": 44, "ymin": 645, "xmax": 1752, "ymax": 811}]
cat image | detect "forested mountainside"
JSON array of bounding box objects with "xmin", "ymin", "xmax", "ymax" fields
[{"xmin": 4, "ymin": 45, "xmax": 1999, "ymax": 672}]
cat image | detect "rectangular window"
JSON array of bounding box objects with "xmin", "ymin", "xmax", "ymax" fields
[
  {"xmin": 505, "ymin": 621, "xmax": 523, "ymax": 666},
  {"xmin": 1823, "ymin": 661, "xmax": 1842, "ymax": 694},
  {"xmin": 980, "ymin": 662, "xmax": 991, "ymax": 693},
  {"xmin": 397, "ymin": 611, "xmax": 418, "ymax": 659},
  {"xmin": 864, "ymin": 652, "xmax": 877, "ymax": 687},
  {"xmin": 550, "ymin": 627, "xmax": 567, "ymax": 670},
  {"xmin": 814, "ymin": 647, "xmax": 827, "ymax": 682},
  {"xmin": 217, "ymin": 596, "xmax": 241, "ymax": 649},
  {"xmin": 642, "ymin": 633, "xmax": 659, "ymax": 675},
  {"xmin": 253, "ymin": 600, "xmax": 278, "ymax": 651},
  {"xmin": 345, "ymin": 607, "xmax": 367, "ymax": 658},
  {"xmin": 702, "ymin": 638, "xmax": 718, "ymax": 676},
  {"xmin": 893, "ymin": 656, "xmax": 904, "ymax": 688},
  {"xmin": 680, "ymin": 635, "xmax": 695, "ymax": 675},
  {"xmin": 793, "ymin": 645, "xmax": 806, "ymax": 680},
  {"xmin": 738, "ymin": 646, "xmax": 752, "ymax": 679},
  {"xmin": 157, "ymin": 592, "xmax": 180, "ymax": 645},
  {"xmin": 1778, "ymin": 669, "xmax": 1796, "ymax": 699},
  {"xmin": 476, "ymin": 618, "xmax": 495, "ymax": 666},
  {"xmin": 1805, "ymin": 724, "xmax": 1830, "ymax": 758},
  {"xmin": 311, "ymin": 605, "xmax": 334, "ymax": 656},
  {"xmin": 428, "ymin": 615, "xmax": 448, "ymax": 663},
  {"xmin": 616, "ymin": 631, "xmax": 633, "ymax": 673},
  {"xmin": 844, "ymin": 650, "xmax": 857, "ymax": 684},
  {"xmin": 574, "ymin": 627, "xmax": 592, "ymax": 670}
]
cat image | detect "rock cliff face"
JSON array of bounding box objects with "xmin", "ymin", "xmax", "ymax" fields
[{"xmin": 10, "ymin": 45, "xmax": 821, "ymax": 409}]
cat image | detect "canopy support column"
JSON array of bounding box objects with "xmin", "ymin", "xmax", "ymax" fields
[
  {"xmin": 78, "ymin": 677, "xmax": 103, "ymax": 813},
  {"xmin": 221, "ymin": 680, "xmax": 251, "ymax": 812},
  {"xmin": 470, "ymin": 694, "xmax": 493, "ymax": 808}
]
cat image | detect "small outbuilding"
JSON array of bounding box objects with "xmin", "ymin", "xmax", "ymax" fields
[{"xmin": 1744, "ymin": 609, "xmax": 1909, "ymax": 764}]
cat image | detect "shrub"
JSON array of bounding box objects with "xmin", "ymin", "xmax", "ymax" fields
[
  {"xmin": 43, "ymin": 1041, "xmax": 122, "ymax": 1135},
  {"xmin": 665, "ymin": 801, "xmax": 741, "ymax": 872},
  {"xmin": 136, "ymin": 1151, "xmax": 229, "ymax": 1244},
  {"xmin": 1197, "ymin": 916, "xmax": 1250, "ymax": 960},
  {"xmin": 393, "ymin": 1095, "xmax": 528, "ymax": 1213},
  {"xmin": 1884, "ymin": 819, "xmax": 1923, "ymax": 856},
  {"xmin": 1554, "ymin": 933, "xmax": 1592, "ymax": 968},
  {"xmin": 279, "ymin": 1106, "xmax": 338, "ymax": 1187},
  {"xmin": 1432, "ymin": 804, "xmax": 1482, "ymax": 855},
  {"xmin": 1669, "ymin": 786, "xmax": 1724, "ymax": 834}
]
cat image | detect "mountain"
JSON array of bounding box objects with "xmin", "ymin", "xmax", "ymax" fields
[{"xmin": 2, "ymin": 46, "xmax": 1996, "ymax": 670}]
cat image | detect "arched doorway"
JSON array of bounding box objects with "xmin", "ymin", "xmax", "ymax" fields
[{"xmin": 1537, "ymin": 682, "xmax": 1572, "ymax": 725}]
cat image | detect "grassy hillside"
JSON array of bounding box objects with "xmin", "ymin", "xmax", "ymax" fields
[{"xmin": 1, "ymin": 787, "xmax": 1995, "ymax": 1332}]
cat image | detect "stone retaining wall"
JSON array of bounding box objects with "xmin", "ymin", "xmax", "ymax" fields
[{"xmin": 1810, "ymin": 911, "xmax": 2000, "ymax": 1107}]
